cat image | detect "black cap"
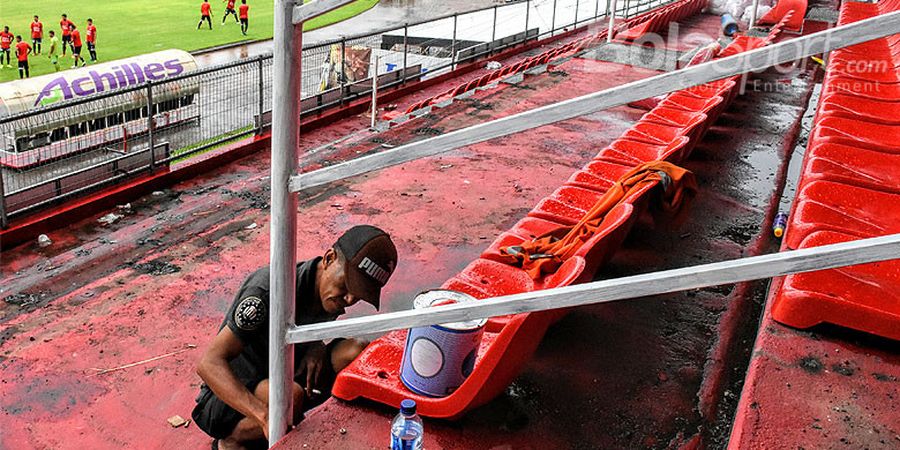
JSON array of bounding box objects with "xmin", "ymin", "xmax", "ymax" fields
[{"xmin": 334, "ymin": 225, "xmax": 397, "ymax": 310}]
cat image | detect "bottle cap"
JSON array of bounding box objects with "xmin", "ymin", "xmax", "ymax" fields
[{"xmin": 400, "ymin": 399, "xmax": 416, "ymax": 415}]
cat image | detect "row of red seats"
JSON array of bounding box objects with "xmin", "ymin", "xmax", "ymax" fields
[
  {"xmin": 617, "ymin": 0, "xmax": 706, "ymax": 41},
  {"xmin": 770, "ymin": 0, "xmax": 900, "ymax": 340},
  {"xmin": 331, "ymin": 29, "xmax": 779, "ymax": 419}
]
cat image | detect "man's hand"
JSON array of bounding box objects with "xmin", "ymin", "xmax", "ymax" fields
[
  {"xmin": 298, "ymin": 342, "xmax": 327, "ymax": 397},
  {"xmin": 254, "ymin": 407, "xmax": 270, "ymax": 440}
]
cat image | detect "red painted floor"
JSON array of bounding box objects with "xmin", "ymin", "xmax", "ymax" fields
[
  {"xmin": 2, "ymin": 10, "xmax": 895, "ymax": 450},
  {"xmin": 0, "ymin": 21, "xmax": 652, "ymax": 450}
]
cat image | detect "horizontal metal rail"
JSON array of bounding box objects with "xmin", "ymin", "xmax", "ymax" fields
[
  {"xmin": 289, "ymin": 10, "xmax": 900, "ymax": 193},
  {"xmin": 5, "ymin": 143, "xmax": 171, "ymax": 217},
  {"xmin": 293, "ymin": 0, "xmax": 356, "ymax": 24},
  {"xmin": 5, "ymin": 141, "xmax": 171, "ymax": 197},
  {"xmin": 286, "ymin": 233, "xmax": 900, "ymax": 344}
]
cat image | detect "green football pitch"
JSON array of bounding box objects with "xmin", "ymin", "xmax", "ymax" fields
[{"xmin": 0, "ymin": 0, "xmax": 378, "ymax": 82}]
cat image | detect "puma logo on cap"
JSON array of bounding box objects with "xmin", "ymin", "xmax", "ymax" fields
[{"xmin": 359, "ymin": 257, "xmax": 390, "ymax": 285}]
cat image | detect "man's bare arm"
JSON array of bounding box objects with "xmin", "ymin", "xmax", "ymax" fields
[{"xmin": 196, "ymin": 327, "xmax": 268, "ymax": 433}]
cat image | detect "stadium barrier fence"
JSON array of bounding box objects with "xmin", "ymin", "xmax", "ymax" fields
[{"xmin": 0, "ymin": 0, "xmax": 671, "ymax": 229}]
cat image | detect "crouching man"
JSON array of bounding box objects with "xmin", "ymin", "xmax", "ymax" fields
[{"xmin": 193, "ymin": 225, "xmax": 398, "ymax": 449}]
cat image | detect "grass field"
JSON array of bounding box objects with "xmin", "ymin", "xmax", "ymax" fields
[{"xmin": 0, "ymin": 0, "xmax": 378, "ymax": 82}]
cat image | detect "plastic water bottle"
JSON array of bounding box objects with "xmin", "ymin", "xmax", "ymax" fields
[
  {"xmin": 721, "ymin": 14, "xmax": 739, "ymax": 37},
  {"xmin": 390, "ymin": 399, "xmax": 424, "ymax": 450},
  {"xmin": 773, "ymin": 212, "xmax": 788, "ymax": 238}
]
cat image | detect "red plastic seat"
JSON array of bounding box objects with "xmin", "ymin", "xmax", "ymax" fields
[
  {"xmin": 800, "ymin": 143, "xmax": 900, "ymax": 194},
  {"xmin": 659, "ymin": 94, "xmax": 724, "ymax": 118},
  {"xmin": 573, "ymin": 203, "xmax": 637, "ymax": 277},
  {"xmin": 809, "ymin": 117, "xmax": 900, "ymax": 153},
  {"xmin": 785, "ymin": 180, "xmax": 900, "ymax": 249},
  {"xmin": 820, "ymin": 77, "xmax": 900, "ymax": 101},
  {"xmin": 595, "ymin": 136, "xmax": 690, "ymax": 166},
  {"xmin": 509, "ymin": 216, "xmax": 570, "ymax": 240},
  {"xmin": 816, "ymin": 93, "xmax": 900, "ymax": 125},
  {"xmin": 620, "ymin": 121, "xmax": 691, "ymax": 146},
  {"xmin": 566, "ymin": 169, "xmax": 619, "ymax": 192},
  {"xmin": 530, "ymin": 186, "xmax": 605, "ymax": 225},
  {"xmin": 772, "ymin": 230, "xmax": 900, "ymax": 340}
]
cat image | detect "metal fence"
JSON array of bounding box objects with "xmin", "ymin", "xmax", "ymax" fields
[{"xmin": 0, "ymin": 0, "xmax": 670, "ymax": 228}]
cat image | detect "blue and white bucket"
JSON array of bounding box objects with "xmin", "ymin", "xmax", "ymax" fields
[{"xmin": 399, "ymin": 290, "xmax": 486, "ymax": 398}]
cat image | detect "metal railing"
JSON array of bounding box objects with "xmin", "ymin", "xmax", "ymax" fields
[
  {"xmin": 266, "ymin": 9, "xmax": 900, "ymax": 445},
  {"xmin": 0, "ymin": 0, "xmax": 672, "ymax": 229}
]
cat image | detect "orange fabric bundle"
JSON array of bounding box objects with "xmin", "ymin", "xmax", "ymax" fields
[{"xmin": 501, "ymin": 161, "xmax": 697, "ymax": 279}]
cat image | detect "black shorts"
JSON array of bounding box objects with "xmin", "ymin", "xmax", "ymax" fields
[
  {"xmin": 73, "ymin": 45, "xmax": 82, "ymax": 55},
  {"xmin": 32, "ymin": 38, "xmax": 42, "ymax": 44},
  {"xmin": 225, "ymin": 8, "xmax": 237, "ymax": 14},
  {"xmin": 1, "ymin": 48, "xmax": 9, "ymax": 54},
  {"xmin": 87, "ymin": 42, "xmax": 95, "ymax": 51},
  {"xmin": 240, "ymin": 18, "xmax": 248, "ymax": 24},
  {"xmin": 62, "ymin": 35, "xmax": 71, "ymax": 43},
  {"xmin": 18, "ymin": 60, "xmax": 28, "ymax": 69},
  {"xmin": 191, "ymin": 340, "xmax": 342, "ymax": 439}
]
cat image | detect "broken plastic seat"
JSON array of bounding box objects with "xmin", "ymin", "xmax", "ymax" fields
[
  {"xmin": 331, "ymin": 256, "xmax": 586, "ymax": 419},
  {"xmin": 784, "ymin": 180, "xmax": 900, "ymax": 250},
  {"xmin": 716, "ymin": 36, "xmax": 768, "ymax": 58},
  {"xmin": 771, "ymin": 230, "xmax": 900, "ymax": 340},
  {"xmin": 756, "ymin": 0, "xmax": 806, "ymax": 31}
]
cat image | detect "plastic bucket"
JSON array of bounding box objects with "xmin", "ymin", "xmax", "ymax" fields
[{"xmin": 399, "ymin": 290, "xmax": 486, "ymax": 397}]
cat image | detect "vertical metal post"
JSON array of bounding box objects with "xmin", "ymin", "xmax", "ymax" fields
[
  {"xmin": 257, "ymin": 56, "xmax": 265, "ymax": 135},
  {"xmin": 451, "ymin": 13, "xmax": 458, "ymax": 70},
  {"xmin": 340, "ymin": 38, "xmax": 346, "ymax": 104},
  {"xmin": 492, "ymin": 6, "xmax": 498, "ymax": 42},
  {"xmin": 607, "ymin": 0, "xmax": 619, "ymax": 42},
  {"xmin": 146, "ymin": 82, "xmax": 155, "ymax": 169},
  {"xmin": 268, "ymin": 0, "xmax": 300, "ymax": 444},
  {"xmin": 575, "ymin": 0, "xmax": 580, "ymax": 25},
  {"xmin": 403, "ymin": 24, "xmax": 409, "ymax": 83},
  {"xmin": 371, "ymin": 55, "xmax": 379, "ymax": 129},
  {"xmin": 0, "ymin": 169, "xmax": 7, "ymax": 230},
  {"xmin": 551, "ymin": 0, "xmax": 557, "ymax": 35},
  {"xmin": 595, "ymin": 0, "xmax": 600, "ymax": 20},
  {"xmin": 750, "ymin": 0, "xmax": 760, "ymax": 27},
  {"xmin": 525, "ymin": 0, "xmax": 531, "ymax": 35}
]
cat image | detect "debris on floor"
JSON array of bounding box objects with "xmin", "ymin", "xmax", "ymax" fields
[
  {"xmin": 37, "ymin": 234, "xmax": 52, "ymax": 248},
  {"xmin": 98, "ymin": 213, "xmax": 123, "ymax": 226}
]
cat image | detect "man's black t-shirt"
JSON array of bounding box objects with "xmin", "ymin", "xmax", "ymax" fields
[{"xmin": 220, "ymin": 256, "xmax": 338, "ymax": 386}]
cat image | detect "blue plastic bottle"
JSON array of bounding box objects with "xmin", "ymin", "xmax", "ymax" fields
[
  {"xmin": 721, "ymin": 14, "xmax": 739, "ymax": 36},
  {"xmin": 390, "ymin": 399, "xmax": 424, "ymax": 450}
]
